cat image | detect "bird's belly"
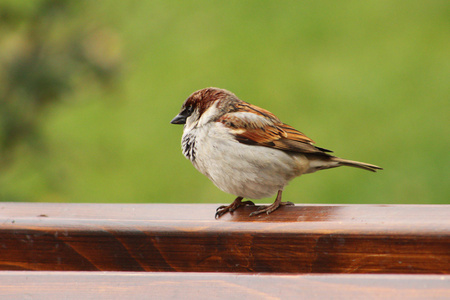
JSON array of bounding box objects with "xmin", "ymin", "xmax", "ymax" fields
[{"xmin": 192, "ymin": 136, "xmax": 308, "ymax": 199}]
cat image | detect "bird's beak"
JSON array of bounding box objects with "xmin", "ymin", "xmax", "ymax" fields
[{"xmin": 170, "ymin": 113, "xmax": 186, "ymax": 124}]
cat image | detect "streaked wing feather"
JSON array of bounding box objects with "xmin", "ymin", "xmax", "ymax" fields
[{"xmin": 218, "ymin": 102, "xmax": 332, "ymax": 155}]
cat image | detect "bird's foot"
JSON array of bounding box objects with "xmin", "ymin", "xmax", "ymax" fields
[
  {"xmin": 249, "ymin": 201, "xmax": 294, "ymax": 217},
  {"xmin": 215, "ymin": 198, "xmax": 255, "ymax": 219}
]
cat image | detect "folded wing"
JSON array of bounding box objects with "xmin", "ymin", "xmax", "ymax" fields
[{"xmin": 217, "ymin": 102, "xmax": 332, "ymax": 155}]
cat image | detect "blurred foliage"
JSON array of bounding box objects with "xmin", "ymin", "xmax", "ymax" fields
[
  {"xmin": 0, "ymin": 1, "xmax": 448, "ymax": 204},
  {"xmin": 0, "ymin": 0, "xmax": 121, "ymax": 160}
]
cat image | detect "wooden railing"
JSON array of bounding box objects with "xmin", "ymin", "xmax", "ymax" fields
[{"xmin": 1, "ymin": 203, "xmax": 449, "ymax": 298}]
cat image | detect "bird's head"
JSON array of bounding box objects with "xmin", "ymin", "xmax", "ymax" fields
[{"xmin": 171, "ymin": 87, "xmax": 238, "ymax": 130}]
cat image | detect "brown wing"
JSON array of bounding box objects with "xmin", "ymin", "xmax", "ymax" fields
[{"xmin": 218, "ymin": 102, "xmax": 332, "ymax": 155}]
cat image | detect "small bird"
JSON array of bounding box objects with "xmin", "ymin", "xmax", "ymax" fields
[{"xmin": 171, "ymin": 88, "xmax": 382, "ymax": 218}]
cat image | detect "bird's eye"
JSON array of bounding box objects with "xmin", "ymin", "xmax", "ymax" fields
[{"xmin": 184, "ymin": 106, "xmax": 194, "ymax": 116}]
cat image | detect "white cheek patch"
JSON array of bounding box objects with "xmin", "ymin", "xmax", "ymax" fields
[
  {"xmin": 197, "ymin": 101, "xmax": 219, "ymax": 127},
  {"xmin": 184, "ymin": 109, "xmax": 200, "ymax": 132}
]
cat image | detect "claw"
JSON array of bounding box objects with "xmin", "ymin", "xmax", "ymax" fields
[
  {"xmin": 215, "ymin": 197, "xmax": 255, "ymax": 219},
  {"xmin": 249, "ymin": 190, "xmax": 293, "ymax": 217},
  {"xmin": 216, "ymin": 205, "xmax": 227, "ymax": 212},
  {"xmin": 215, "ymin": 210, "xmax": 224, "ymax": 219}
]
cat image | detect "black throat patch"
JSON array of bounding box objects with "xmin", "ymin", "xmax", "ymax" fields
[{"xmin": 182, "ymin": 134, "xmax": 197, "ymax": 161}]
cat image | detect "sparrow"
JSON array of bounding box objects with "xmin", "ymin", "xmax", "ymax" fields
[{"xmin": 171, "ymin": 87, "xmax": 382, "ymax": 218}]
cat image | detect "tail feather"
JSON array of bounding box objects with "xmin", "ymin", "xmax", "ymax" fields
[{"xmin": 333, "ymin": 158, "xmax": 383, "ymax": 172}]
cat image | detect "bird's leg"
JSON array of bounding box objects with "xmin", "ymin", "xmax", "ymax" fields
[
  {"xmin": 249, "ymin": 190, "xmax": 294, "ymax": 217},
  {"xmin": 215, "ymin": 197, "xmax": 255, "ymax": 219}
]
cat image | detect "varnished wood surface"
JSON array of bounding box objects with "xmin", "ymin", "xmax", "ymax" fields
[
  {"xmin": 0, "ymin": 203, "xmax": 449, "ymax": 273},
  {"xmin": 0, "ymin": 272, "xmax": 449, "ymax": 300}
]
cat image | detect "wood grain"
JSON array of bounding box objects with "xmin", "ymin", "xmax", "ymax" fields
[
  {"xmin": 0, "ymin": 272, "xmax": 449, "ymax": 300},
  {"xmin": 0, "ymin": 203, "xmax": 449, "ymax": 273}
]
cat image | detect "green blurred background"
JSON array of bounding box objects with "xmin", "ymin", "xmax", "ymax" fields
[{"xmin": 0, "ymin": 0, "xmax": 448, "ymax": 204}]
